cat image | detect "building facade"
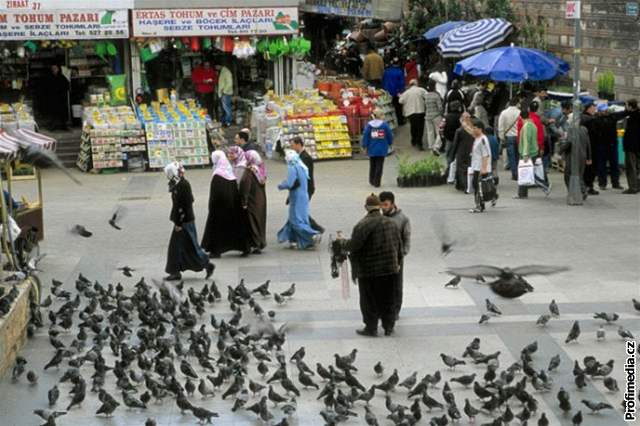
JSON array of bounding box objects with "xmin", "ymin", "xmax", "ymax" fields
[{"xmin": 513, "ymin": 0, "xmax": 640, "ymax": 100}]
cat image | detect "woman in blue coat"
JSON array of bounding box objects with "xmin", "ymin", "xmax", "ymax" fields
[
  {"xmin": 277, "ymin": 150, "xmax": 319, "ymax": 249},
  {"xmin": 362, "ymin": 109, "xmax": 394, "ymax": 187}
]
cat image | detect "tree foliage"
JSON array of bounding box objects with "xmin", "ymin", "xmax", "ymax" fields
[{"xmin": 405, "ymin": 0, "xmax": 545, "ymax": 50}]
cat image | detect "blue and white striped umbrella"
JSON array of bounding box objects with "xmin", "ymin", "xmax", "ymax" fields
[{"xmin": 438, "ymin": 18, "xmax": 514, "ymax": 58}]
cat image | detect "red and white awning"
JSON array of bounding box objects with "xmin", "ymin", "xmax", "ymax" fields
[{"xmin": 0, "ymin": 129, "xmax": 56, "ymax": 161}]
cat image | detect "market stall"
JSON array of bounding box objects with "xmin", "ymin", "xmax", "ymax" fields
[
  {"xmin": 130, "ymin": 6, "xmax": 308, "ymax": 127},
  {"xmin": 0, "ymin": 8, "xmax": 131, "ymax": 131},
  {"xmin": 253, "ymin": 88, "xmax": 353, "ymax": 160}
]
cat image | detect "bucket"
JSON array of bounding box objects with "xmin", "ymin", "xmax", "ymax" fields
[
  {"xmin": 71, "ymin": 104, "xmax": 83, "ymax": 118},
  {"xmin": 317, "ymin": 81, "xmax": 331, "ymax": 94}
]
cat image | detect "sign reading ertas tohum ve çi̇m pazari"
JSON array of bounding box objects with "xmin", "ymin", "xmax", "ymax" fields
[
  {"xmin": 132, "ymin": 7, "xmax": 300, "ymax": 37},
  {"xmin": 0, "ymin": 9, "xmax": 129, "ymax": 39}
]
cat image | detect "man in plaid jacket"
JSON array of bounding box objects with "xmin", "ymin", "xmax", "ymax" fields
[{"xmin": 343, "ymin": 194, "xmax": 403, "ymax": 337}]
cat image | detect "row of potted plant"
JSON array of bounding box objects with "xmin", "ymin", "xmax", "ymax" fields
[{"xmin": 396, "ymin": 154, "xmax": 446, "ymax": 187}]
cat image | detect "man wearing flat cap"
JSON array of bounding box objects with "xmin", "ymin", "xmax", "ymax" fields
[{"xmin": 340, "ymin": 194, "xmax": 403, "ymax": 337}]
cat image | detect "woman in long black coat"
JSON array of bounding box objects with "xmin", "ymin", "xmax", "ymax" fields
[
  {"xmin": 451, "ymin": 122, "xmax": 475, "ymax": 192},
  {"xmin": 201, "ymin": 151, "xmax": 250, "ymax": 257},
  {"xmin": 239, "ymin": 150, "xmax": 267, "ymax": 253},
  {"xmin": 164, "ymin": 162, "xmax": 214, "ymax": 281}
]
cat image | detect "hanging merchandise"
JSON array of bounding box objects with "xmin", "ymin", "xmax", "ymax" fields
[
  {"xmin": 140, "ymin": 46, "xmax": 158, "ymax": 63},
  {"xmin": 23, "ymin": 41, "xmax": 37, "ymax": 53},
  {"xmin": 233, "ymin": 38, "xmax": 256, "ymax": 60},
  {"xmin": 107, "ymin": 75, "xmax": 128, "ymax": 106},
  {"xmin": 202, "ymin": 37, "xmax": 213, "ymax": 50},
  {"xmin": 190, "ymin": 37, "xmax": 200, "ymax": 52}
]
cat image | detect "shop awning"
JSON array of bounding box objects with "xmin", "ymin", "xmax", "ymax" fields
[{"xmin": 0, "ymin": 130, "xmax": 56, "ymax": 161}]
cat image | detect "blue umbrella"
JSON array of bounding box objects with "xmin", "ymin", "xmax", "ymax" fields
[
  {"xmin": 438, "ymin": 18, "xmax": 514, "ymax": 58},
  {"xmin": 423, "ymin": 21, "xmax": 467, "ymax": 42},
  {"xmin": 453, "ymin": 46, "xmax": 570, "ymax": 82}
]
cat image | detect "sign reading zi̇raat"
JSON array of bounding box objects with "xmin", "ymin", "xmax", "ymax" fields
[
  {"xmin": 132, "ymin": 7, "xmax": 300, "ymax": 37},
  {"xmin": 0, "ymin": 9, "xmax": 129, "ymax": 40},
  {"xmin": 1, "ymin": 0, "xmax": 132, "ymax": 10}
]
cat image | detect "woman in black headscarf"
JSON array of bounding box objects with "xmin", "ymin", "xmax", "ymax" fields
[{"xmin": 164, "ymin": 162, "xmax": 215, "ymax": 281}]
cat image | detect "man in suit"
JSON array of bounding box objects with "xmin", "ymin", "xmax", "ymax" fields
[{"xmin": 291, "ymin": 137, "xmax": 324, "ymax": 234}]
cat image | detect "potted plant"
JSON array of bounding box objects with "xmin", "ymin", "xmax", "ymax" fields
[
  {"xmin": 597, "ymin": 71, "xmax": 615, "ymax": 101},
  {"xmin": 396, "ymin": 154, "xmax": 446, "ymax": 187}
]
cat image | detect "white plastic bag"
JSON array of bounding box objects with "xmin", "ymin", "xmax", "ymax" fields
[
  {"xmin": 0, "ymin": 216, "xmax": 21, "ymax": 241},
  {"xmin": 518, "ymin": 159, "xmax": 535, "ymax": 186},
  {"xmin": 447, "ymin": 159, "xmax": 457, "ymax": 184}
]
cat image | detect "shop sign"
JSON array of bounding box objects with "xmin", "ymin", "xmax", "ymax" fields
[
  {"xmin": 301, "ymin": 0, "xmax": 373, "ymax": 18},
  {"xmin": 565, "ymin": 1, "xmax": 581, "ymax": 19},
  {"xmin": 0, "ymin": 9, "xmax": 129, "ymax": 40},
  {"xmin": 132, "ymin": 7, "xmax": 300, "ymax": 37},
  {"xmin": 627, "ymin": 2, "xmax": 639, "ymax": 17},
  {"xmin": 1, "ymin": 0, "xmax": 132, "ymax": 11}
]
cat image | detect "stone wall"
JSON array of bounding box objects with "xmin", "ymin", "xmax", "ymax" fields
[
  {"xmin": 0, "ymin": 281, "xmax": 32, "ymax": 377},
  {"xmin": 512, "ymin": 0, "xmax": 640, "ymax": 100}
]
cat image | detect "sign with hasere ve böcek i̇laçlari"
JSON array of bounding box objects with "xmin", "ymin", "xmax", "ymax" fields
[{"xmin": 132, "ymin": 7, "xmax": 300, "ymax": 37}]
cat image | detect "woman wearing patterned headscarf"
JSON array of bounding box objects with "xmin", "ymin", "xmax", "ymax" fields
[
  {"xmin": 227, "ymin": 145, "xmax": 247, "ymax": 184},
  {"xmin": 201, "ymin": 151, "xmax": 250, "ymax": 257},
  {"xmin": 163, "ymin": 161, "xmax": 215, "ymax": 281},
  {"xmin": 277, "ymin": 150, "xmax": 319, "ymax": 249},
  {"xmin": 239, "ymin": 150, "xmax": 267, "ymax": 253}
]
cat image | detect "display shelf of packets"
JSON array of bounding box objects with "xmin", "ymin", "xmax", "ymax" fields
[
  {"xmin": 280, "ymin": 119, "xmax": 317, "ymax": 158},
  {"xmin": 138, "ymin": 100, "xmax": 210, "ymax": 169},
  {"xmin": 78, "ymin": 106, "xmax": 146, "ymax": 171},
  {"xmin": 0, "ymin": 103, "xmax": 36, "ymax": 131},
  {"xmin": 310, "ymin": 116, "xmax": 352, "ymax": 159}
]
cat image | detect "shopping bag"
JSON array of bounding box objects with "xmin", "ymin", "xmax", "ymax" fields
[
  {"xmin": 534, "ymin": 157, "xmax": 545, "ymax": 181},
  {"xmin": 518, "ymin": 159, "xmax": 535, "ymax": 186},
  {"xmin": 466, "ymin": 167, "xmax": 474, "ymax": 194},
  {"xmin": 480, "ymin": 174, "xmax": 497, "ymax": 202},
  {"xmin": 447, "ymin": 159, "xmax": 457, "ymax": 184}
]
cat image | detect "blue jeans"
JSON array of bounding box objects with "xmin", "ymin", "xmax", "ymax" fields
[
  {"xmin": 220, "ymin": 94, "xmax": 232, "ymax": 125},
  {"xmin": 506, "ymin": 136, "xmax": 518, "ymax": 180}
]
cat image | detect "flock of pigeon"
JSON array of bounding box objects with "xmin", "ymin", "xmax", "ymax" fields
[
  {"xmin": 4, "ymin": 264, "xmax": 637, "ymax": 426},
  {"xmin": 0, "ymin": 156, "xmax": 637, "ymax": 425}
]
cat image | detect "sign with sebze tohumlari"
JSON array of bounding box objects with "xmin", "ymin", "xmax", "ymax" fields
[
  {"xmin": 1, "ymin": 0, "xmax": 132, "ymax": 10},
  {"xmin": 0, "ymin": 10, "xmax": 129, "ymax": 40},
  {"xmin": 132, "ymin": 7, "xmax": 300, "ymax": 37},
  {"xmin": 565, "ymin": 1, "xmax": 581, "ymax": 19}
]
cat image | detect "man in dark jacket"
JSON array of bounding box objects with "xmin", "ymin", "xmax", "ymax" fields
[
  {"xmin": 291, "ymin": 137, "xmax": 324, "ymax": 233},
  {"xmin": 594, "ymin": 104, "xmax": 625, "ymax": 190},
  {"xmin": 622, "ymin": 99, "xmax": 640, "ymax": 194},
  {"xmin": 343, "ymin": 194, "xmax": 402, "ymax": 337},
  {"xmin": 379, "ymin": 191, "xmax": 410, "ymax": 320},
  {"xmin": 581, "ymin": 102, "xmax": 599, "ymax": 195}
]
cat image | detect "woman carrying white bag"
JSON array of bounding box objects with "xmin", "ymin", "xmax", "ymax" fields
[{"xmin": 515, "ymin": 110, "xmax": 550, "ymax": 199}]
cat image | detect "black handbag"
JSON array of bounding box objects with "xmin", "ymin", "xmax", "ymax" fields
[{"xmin": 480, "ymin": 174, "xmax": 498, "ymax": 202}]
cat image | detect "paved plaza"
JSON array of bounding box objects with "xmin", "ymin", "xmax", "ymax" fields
[{"xmin": 0, "ymin": 131, "xmax": 638, "ymax": 426}]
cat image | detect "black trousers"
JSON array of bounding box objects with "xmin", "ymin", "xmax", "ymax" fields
[
  {"xmin": 308, "ymin": 192, "xmax": 324, "ymax": 233},
  {"xmin": 358, "ymin": 274, "xmax": 397, "ymax": 332},
  {"xmin": 596, "ymin": 143, "xmax": 620, "ymax": 187},
  {"xmin": 625, "ymin": 151, "xmax": 640, "ymax": 192},
  {"xmin": 393, "ymin": 261, "xmax": 404, "ymax": 316},
  {"xmin": 472, "ymin": 171, "xmax": 484, "ymax": 210},
  {"xmin": 584, "ymin": 141, "xmax": 597, "ymax": 189},
  {"xmin": 408, "ymin": 113, "xmax": 425, "ymax": 147},
  {"xmin": 392, "ymin": 96, "xmax": 405, "ymax": 125},
  {"xmin": 197, "ymin": 92, "xmax": 215, "ymax": 119},
  {"xmin": 369, "ymin": 156, "xmax": 385, "ymax": 187}
]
